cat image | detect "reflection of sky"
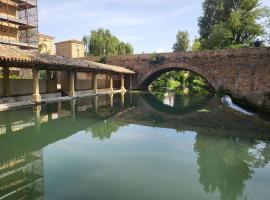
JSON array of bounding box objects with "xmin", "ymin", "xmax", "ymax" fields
[{"xmin": 43, "ymin": 124, "xmax": 210, "ymax": 200}]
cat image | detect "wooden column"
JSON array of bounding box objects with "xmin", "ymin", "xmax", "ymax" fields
[
  {"xmin": 92, "ymin": 72, "xmax": 98, "ymax": 94},
  {"xmin": 46, "ymin": 70, "xmax": 51, "ymax": 93},
  {"xmin": 3, "ymin": 67, "xmax": 10, "ymax": 97},
  {"xmin": 109, "ymin": 93, "xmax": 114, "ymax": 107},
  {"xmin": 74, "ymin": 72, "xmax": 78, "ymax": 91},
  {"xmin": 69, "ymin": 71, "xmax": 76, "ymax": 97},
  {"xmin": 57, "ymin": 101, "xmax": 62, "ymax": 114},
  {"xmin": 32, "ymin": 69, "xmax": 41, "ymax": 103},
  {"xmin": 121, "ymin": 91, "xmax": 125, "ymax": 106},
  {"xmin": 92, "ymin": 95, "xmax": 98, "ymax": 113},
  {"xmin": 129, "ymin": 75, "xmax": 133, "ymax": 90},
  {"xmin": 70, "ymin": 99, "xmax": 76, "ymax": 120},
  {"xmin": 109, "ymin": 74, "xmax": 114, "ymax": 93},
  {"xmin": 106, "ymin": 74, "xmax": 109, "ymax": 88},
  {"xmin": 121, "ymin": 74, "xmax": 126, "ymax": 91},
  {"xmin": 33, "ymin": 105, "xmax": 41, "ymax": 133}
]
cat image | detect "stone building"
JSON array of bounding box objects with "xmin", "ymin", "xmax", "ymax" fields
[
  {"xmin": 0, "ymin": 0, "xmax": 38, "ymax": 49},
  {"xmin": 38, "ymin": 33, "xmax": 56, "ymax": 55},
  {"xmin": 55, "ymin": 40, "xmax": 85, "ymax": 58},
  {"xmin": 55, "ymin": 39, "xmax": 88, "ymax": 82},
  {"xmin": 0, "ymin": 0, "xmax": 38, "ymax": 78}
]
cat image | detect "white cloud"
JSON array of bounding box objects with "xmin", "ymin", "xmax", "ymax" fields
[{"xmin": 155, "ymin": 48, "xmax": 166, "ymax": 53}]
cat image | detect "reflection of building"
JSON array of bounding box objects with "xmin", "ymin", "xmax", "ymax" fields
[
  {"xmin": 0, "ymin": 150, "xmax": 44, "ymax": 199},
  {"xmin": 38, "ymin": 33, "xmax": 55, "ymax": 55},
  {"xmin": 0, "ymin": 0, "xmax": 38, "ymax": 49},
  {"xmin": 55, "ymin": 40, "xmax": 85, "ymax": 58}
]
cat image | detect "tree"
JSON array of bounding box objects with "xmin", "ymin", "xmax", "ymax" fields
[
  {"xmin": 262, "ymin": 7, "xmax": 270, "ymax": 45},
  {"xmin": 173, "ymin": 31, "xmax": 190, "ymax": 52},
  {"xmin": 198, "ymin": 0, "xmax": 265, "ymax": 49},
  {"xmin": 191, "ymin": 39, "xmax": 202, "ymax": 51},
  {"xmin": 149, "ymin": 70, "xmax": 209, "ymax": 95},
  {"xmin": 82, "ymin": 35, "xmax": 90, "ymax": 56},
  {"xmin": 86, "ymin": 28, "xmax": 134, "ymax": 56},
  {"xmin": 198, "ymin": 0, "xmax": 241, "ymax": 40}
]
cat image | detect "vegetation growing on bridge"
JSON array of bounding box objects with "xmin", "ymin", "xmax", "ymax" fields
[{"xmin": 149, "ymin": 53, "xmax": 166, "ymax": 65}]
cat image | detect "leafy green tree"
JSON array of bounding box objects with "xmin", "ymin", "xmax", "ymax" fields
[
  {"xmin": 86, "ymin": 28, "xmax": 134, "ymax": 56},
  {"xmin": 198, "ymin": 0, "xmax": 240, "ymax": 40},
  {"xmin": 173, "ymin": 31, "xmax": 190, "ymax": 52},
  {"xmin": 191, "ymin": 39, "xmax": 202, "ymax": 51},
  {"xmin": 198, "ymin": 0, "xmax": 265, "ymax": 49},
  {"xmin": 201, "ymin": 23, "xmax": 234, "ymax": 49},
  {"xmin": 150, "ymin": 71, "xmax": 209, "ymax": 95}
]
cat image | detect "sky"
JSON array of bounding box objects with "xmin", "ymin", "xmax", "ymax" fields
[{"xmin": 38, "ymin": 0, "xmax": 270, "ymax": 54}]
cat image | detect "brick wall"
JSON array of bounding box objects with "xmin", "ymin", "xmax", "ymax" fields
[{"xmin": 84, "ymin": 47, "xmax": 270, "ymax": 110}]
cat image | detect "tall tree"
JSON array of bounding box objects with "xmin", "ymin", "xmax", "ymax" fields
[
  {"xmin": 198, "ymin": 0, "xmax": 242, "ymax": 40},
  {"xmin": 173, "ymin": 31, "xmax": 190, "ymax": 52},
  {"xmin": 262, "ymin": 7, "xmax": 270, "ymax": 44},
  {"xmin": 198, "ymin": 0, "xmax": 265, "ymax": 49},
  {"xmin": 82, "ymin": 35, "xmax": 90, "ymax": 56},
  {"xmin": 86, "ymin": 28, "xmax": 133, "ymax": 56}
]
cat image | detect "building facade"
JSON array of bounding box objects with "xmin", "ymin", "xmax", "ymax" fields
[
  {"xmin": 0, "ymin": 0, "xmax": 38, "ymax": 49},
  {"xmin": 38, "ymin": 33, "xmax": 55, "ymax": 55},
  {"xmin": 55, "ymin": 40, "xmax": 85, "ymax": 58}
]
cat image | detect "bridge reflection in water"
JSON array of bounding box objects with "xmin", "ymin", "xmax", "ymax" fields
[{"xmin": 0, "ymin": 92, "xmax": 269, "ymax": 200}]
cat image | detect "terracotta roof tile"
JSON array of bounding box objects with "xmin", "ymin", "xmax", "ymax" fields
[{"xmin": 0, "ymin": 45, "xmax": 135, "ymax": 74}]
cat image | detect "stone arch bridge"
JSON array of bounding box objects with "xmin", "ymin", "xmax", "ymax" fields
[{"xmin": 84, "ymin": 48, "xmax": 270, "ymax": 111}]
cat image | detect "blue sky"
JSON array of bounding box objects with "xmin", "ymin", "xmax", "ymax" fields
[{"xmin": 39, "ymin": 0, "xmax": 270, "ymax": 53}]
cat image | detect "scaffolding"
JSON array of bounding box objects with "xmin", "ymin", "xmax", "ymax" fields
[
  {"xmin": 0, "ymin": 0, "xmax": 38, "ymax": 49},
  {"xmin": 0, "ymin": 150, "xmax": 44, "ymax": 199}
]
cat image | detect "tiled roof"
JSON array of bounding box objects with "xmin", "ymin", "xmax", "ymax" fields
[
  {"xmin": 55, "ymin": 40, "xmax": 84, "ymax": 45},
  {"xmin": 0, "ymin": 45, "xmax": 135, "ymax": 74}
]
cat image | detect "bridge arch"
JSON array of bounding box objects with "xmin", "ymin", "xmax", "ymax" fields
[{"xmin": 137, "ymin": 66, "xmax": 217, "ymax": 91}]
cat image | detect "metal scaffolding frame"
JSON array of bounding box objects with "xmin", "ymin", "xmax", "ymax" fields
[
  {"xmin": 0, "ymin": 0, "xmax": 38, "ymax": 49},
  {"xmin": 0, "ymin": 150, "xmax": 44, "ymax": 199}
]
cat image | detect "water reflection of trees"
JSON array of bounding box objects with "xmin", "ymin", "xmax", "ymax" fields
[
  {"xmin": 88, "ymin": 120, "xmax": 125, "ymax": 140},
  {"xmin": 194, "ymin": 134, "xmax": 270, "ymax": 200}
]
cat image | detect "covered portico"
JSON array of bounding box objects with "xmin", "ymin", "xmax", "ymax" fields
[{"xmin": 0, "ymin": 46, "xmax": 135, "ymax": 107}]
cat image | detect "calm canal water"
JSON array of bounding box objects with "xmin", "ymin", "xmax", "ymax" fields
[{"xmin": 0, "ymin": 92, "xmax": 269, "ymax": 200}]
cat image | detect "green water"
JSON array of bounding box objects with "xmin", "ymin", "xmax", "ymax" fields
[{"xmin": 0, "ymin": 92, "xmax": 269, "ymax": 200}]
